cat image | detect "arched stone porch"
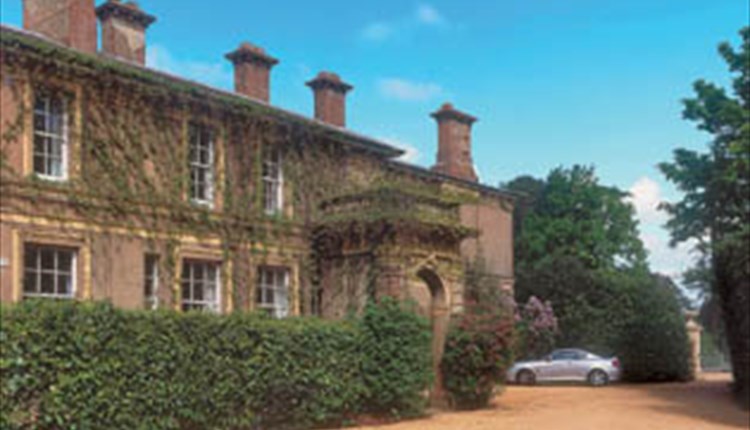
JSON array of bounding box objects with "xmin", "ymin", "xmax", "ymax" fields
[{"xmin": 313, "ymin": 187, "xmax": 476, "ymax": 400}]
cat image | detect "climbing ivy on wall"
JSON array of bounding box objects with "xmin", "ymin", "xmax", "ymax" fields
[{"xmin": 0, "ymin": 29, "xmax": 486, "ymax": 313}]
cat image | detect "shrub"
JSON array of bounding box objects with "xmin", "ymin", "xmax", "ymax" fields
[
  {"xmin": 440, "ymin": 259, "xmax": 515, "ymax": 410},
  {"xmin": 1, "ymin": 299, "xmax": 431, "ymax": 429},
  {"xmin": 358, "ymin": 298, "xmax": 433, "ymax": 417},
  {"xmin": 616, "ymin": 280, "xmax": 693, "ymax": 383},
  {"xmin": 515, "ymin": 296, "xmax": 558, "ymax": 360},
  {"xmin": 440, "ymin": 302, "xmax": 515, "ymax": 410}
]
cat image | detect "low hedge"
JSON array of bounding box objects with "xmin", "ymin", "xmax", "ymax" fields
[{"xmin": 1, "ymin": 299, "xmax": 432, "ymax": 429}]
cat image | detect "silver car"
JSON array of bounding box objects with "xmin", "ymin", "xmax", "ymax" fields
[{"xmin": 507, "ymin": 348, "xmax": 621, "ymax": 386}]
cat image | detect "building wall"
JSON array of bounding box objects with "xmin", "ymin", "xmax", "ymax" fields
[
  {"xmin": 0, "ymin": 65, "xmax": 25, "ymax": 175},
  {"xmin": 0, "ymin": 222, "xmax": 17, "ymax": 302},
  {"xmin": 90, "ymin": 235, "xmax": 143, "ymax": 309},
  {"xmin": 0, "ymin": 211, "xmax": 309, "ymax": 314},
  {"xmin": 460, "ymin": 199, "xmax": 514, "ymax": 286},
  {"xmin": 0, "ymin": 35, "xmax": 514, "ymax": 314}
]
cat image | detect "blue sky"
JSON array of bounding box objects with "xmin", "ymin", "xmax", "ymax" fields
[{"xmin": 2, "ymin": 0, "xmax": 747, "ymax": 284}]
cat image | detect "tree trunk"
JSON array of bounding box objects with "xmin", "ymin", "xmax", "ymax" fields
[{"xmin": 715, "ymin": 244, "xmax": 750, "ymax": 409}]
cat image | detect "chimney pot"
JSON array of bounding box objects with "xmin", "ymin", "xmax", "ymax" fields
[
  {"xmin": 431, "ymin": 103, "xmax": 478, "ymax": 182},
  {"xmin": 306, "ymin": 71, "xmax": 353, "ymax": 127},
  {"xmin": 225, "ymin": 42, "xmax": 279, "ymax": 103},
  {"xmin": 23, "ymin": 0, "xmax": 97, "ymax": 53},
  {"xmin": 96, "ymin": 0, "xmax": 156, "ymax": 65}
]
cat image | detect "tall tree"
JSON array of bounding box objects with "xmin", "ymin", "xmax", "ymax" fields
[
  {"xmin": 508, "ymin": 165, "xmax": 647, "ymax": 271},
  {"xmin": 659, "ymin": 27, "xmax": 750, "ymax": 407}
]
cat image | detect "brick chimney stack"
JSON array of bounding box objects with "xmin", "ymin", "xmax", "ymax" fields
[
  {"xmin": 23, "ymin": 0, "xmax": 97, "ymax": 53},
  {"xmin": 431, "ymin": 103, "xmax": 478, "ymax": 182},
  {"xmin": 306, "ymin": 72, "xmax": 353, "ymax": 128},
  {"xmin": 225, "ymin": 42, "xmax": 279, "ymax": 103},
  {"xmin": 96, "ymin": 1, "xmax": 156, "ymax": 65}
]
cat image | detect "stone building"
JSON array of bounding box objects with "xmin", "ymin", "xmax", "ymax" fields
[{"xmin": 0, "ymin": 1, "xmax": 515, "ymax": 359}]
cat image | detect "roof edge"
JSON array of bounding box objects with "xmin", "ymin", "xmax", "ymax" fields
[
  {"xmin": 386, "ymin": 160, "xmax": 520, "ymax": 202},
  {"xmin": 0, "ymin": 24, "xmax": 403, "ymax": 159}
]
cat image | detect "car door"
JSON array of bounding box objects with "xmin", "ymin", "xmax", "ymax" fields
[
  {"xmin": 567, "ymin": 350, "xmax": 592, "ymax": 380},
  {"xmin": 548, "ymin": 350, "xmax": 576, "ymax": 379},
  {"xmin": 533, "ymin": 355, "xmax": 557, "ymax": 381}
]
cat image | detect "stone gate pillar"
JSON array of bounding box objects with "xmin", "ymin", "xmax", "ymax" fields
[{"xmin": 685, "ymin": 310, "xmax": 702, "ymax": 377}]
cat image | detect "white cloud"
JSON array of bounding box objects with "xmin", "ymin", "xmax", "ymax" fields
[
  {"xmin": 641, "ymin": 232, "xmax": 697, "ymax": 280},
  {"xmin": 627, "ymin": 176, "xmax": 665, "ymax": 224},
  {"xmin": 360, "ymin": 3, "xmax": 448, "ymax": 42},
  {"xmin": 416, "ymin": 3, "xmax": 444, "ymax": 25},
  {"xmin": 146, "ymin": 44, "xmax": 232, "ymax": 90},
  {"xmin": 361, "ymin": 22, "xmax": 394, "ymax": 42},
  {"xmin": 474, "ymin": 164, "xmax": 482, "ymax": 182},
  {"xmin": 378, "ymin": 78, "xmax": 443, "ymax": 102},
  {"xmin": 381, "ymin": 137, "xmax": 421, "ymax": 163},
  {"xmin": 399, "ymin": 145, "xmax": 421, "ymax": 163},
  {"xmin": 626, "ymin": 176, "xmax": 698, "ymax": 283}
]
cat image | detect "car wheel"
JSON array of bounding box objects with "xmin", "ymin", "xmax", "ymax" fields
[
  {"xmin": 517, "ymin": 369, "xmax": 536, "ymax": 385},
  {"xmin": 588, "ymin": 369, "xmax": 609, "ymax": 387}
]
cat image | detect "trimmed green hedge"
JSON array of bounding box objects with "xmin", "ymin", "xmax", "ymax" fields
[
  {"xmin": 359, "ymin": 299, "xmax": 432, "ymax": 417},
  {"xmin": 1, "ymin": 299, "xmax": 432, "ymax": 429},
  {"xmin": 616, "ymin": 281, "xmax": 693, "ymax": 383}
]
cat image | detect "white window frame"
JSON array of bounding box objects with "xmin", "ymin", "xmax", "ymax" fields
[
  {"xmin": 32, "ymin": 91, "xmax": 69, "ymax": 181},
  {"xmin": 144, "ymin": 254, "xmax": 159, "ymax": 310},
  {"xmin": 23, "ymin": 244, "xmax": 76, "ymax": 299},
  {"xmin": 256, "ymin": 266, "xmax": 289, "ymax": 318},
  {"xmin": 262, "ymin": 147, "xmax": 283, "ymax": 215},
  {"xmin": 181, "ymin": 259, "xmax": 220, "ymax": 313},
  {"xmin": 188, "ymin": 124, "xmax": 215, "ymax": 207}
]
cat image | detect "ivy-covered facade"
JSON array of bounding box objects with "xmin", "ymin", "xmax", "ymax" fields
[{"xmin": 0, "ymin": 11, "xmax": 514, "ymax": 342}]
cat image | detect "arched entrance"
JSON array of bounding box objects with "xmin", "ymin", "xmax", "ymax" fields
[
  {"xmin": 314, "ymin": 187, "xmax": 473, "ymax": 404},
  {"xmin": 416, "ymin": 268, "xmax": 449, "ymax": 401}
]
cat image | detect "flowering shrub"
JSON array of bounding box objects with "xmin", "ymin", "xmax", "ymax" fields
[
  {"xmin": 515, "ymin": 296, "xmax": 558, "ymax": 359},
  {"xmin": 440, "ymin": 259, "xmax": 515, "ymax": 409},
  {"xmin": 440, "ymin": 300, "xmax": 515, "ymax": 409}
]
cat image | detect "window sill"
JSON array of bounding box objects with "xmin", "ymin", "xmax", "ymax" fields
[
  {"xmin": 23, "ymin": 293, "xmax": 75, "ymax": 300},
  {"xmin": 190, "ymin": 199, "xmax": 215, "ymax": 209},
  {"xmin": 263, "ymin": 209, "xmax": 285, "ymax": 218},
  {"xmin": 31, "ymin": 173, "xmax": 69, "ymax": 183}
]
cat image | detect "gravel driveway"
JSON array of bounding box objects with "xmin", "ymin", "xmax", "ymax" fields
[{"xmin": 352, "ymin": 373, "xmax": 748, "ymax": 430}]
